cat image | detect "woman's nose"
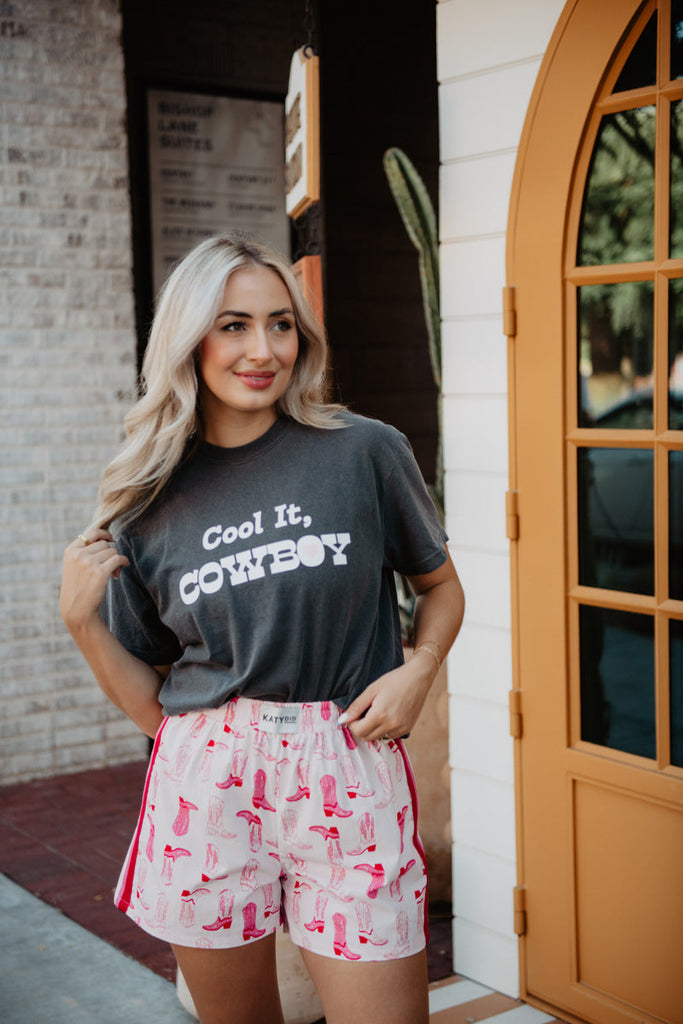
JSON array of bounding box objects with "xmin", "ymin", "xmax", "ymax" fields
[{"xmin": 245, "ymin": 327, "xmax": 271, "ymax": 362}]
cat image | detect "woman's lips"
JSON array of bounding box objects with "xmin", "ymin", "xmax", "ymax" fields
[{"xmin": 235, "ymin": 372, "xmax": 276, "ymax": 390}]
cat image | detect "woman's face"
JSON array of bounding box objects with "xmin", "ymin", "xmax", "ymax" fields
[{"xmin": 197, "ymin": 263, "xmax": 299, "ymax": 444}]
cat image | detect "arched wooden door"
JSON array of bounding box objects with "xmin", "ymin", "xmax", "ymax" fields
[{"xmin": 508, "ymin": 2, "xmax": 683, "ymax": 1022}]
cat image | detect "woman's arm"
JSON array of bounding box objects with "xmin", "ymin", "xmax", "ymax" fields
[
  {"xmin": 340, "ymin": 549, "xmax": 465, "ymax": 742},
  {"xmin": 60, "ymin": 529, "xmax": 167, "ymax": 739}
]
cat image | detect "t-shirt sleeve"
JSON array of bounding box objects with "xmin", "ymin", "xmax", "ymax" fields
[
  {"xmin": 381, "ymin": 427, "xmax": 449, "ymax": 576},
  {"xmin": 101, "ymin": 531, "xmax": 182, "ymax": 666}
]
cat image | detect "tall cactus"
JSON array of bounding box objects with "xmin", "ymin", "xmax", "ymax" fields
[{"xmin": 383, "ymin": 147, "xmax": 443, "ymax": 515}]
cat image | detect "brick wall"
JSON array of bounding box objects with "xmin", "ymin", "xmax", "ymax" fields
[{"xmin": 0, "ymin": 0, "xmax": 148, "ymax": 784}]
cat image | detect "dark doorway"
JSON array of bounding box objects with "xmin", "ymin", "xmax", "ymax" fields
[{"xmin": 121, "ymin": 0, "xmax": 439, "ymax": 479}]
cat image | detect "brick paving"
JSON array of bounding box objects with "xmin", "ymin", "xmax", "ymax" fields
[{"xmin": 0, "ymin": 762, "xmax": 175, "ymax": 981}]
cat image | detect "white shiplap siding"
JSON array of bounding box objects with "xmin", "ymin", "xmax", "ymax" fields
[{"xmin": 436, "ymin": 0, "xmax": 566, "ymax": 996}]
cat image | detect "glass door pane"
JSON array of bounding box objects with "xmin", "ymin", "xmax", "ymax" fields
[
  {"xmin": 613, "ymin": 12, "xmax": 657, "ymax": 92},
  {"xmin": 672, "ymin": 0, "xmax": 683, "ymax": 79},
  {"xmin": 578, "ymin": 448, "xmax": 654, "ymax": 595},
  {"xmin": 578, "ymin": 281, "xmax": 654, "ymax": 426},
  {"xmin": 668, "ymin": 278, "xmax": 683, "ymax": 427},
  {"xmin": 670, "ymin": 101, "xmax": 683, "ymax": 257},
  {"xmin": 671, "ymin": 619, "xmax": 683, "ymax": 767},
  {"xmin": 670, "ymin": 451, "xmax": 683, "ymax": 600},
  {"xmin": 578, "ymin": 107, "xmax": 655, "ymax": 266},
  {"xmin": 579, "ymin": 606, "xmax": 655, "ymax": 758}
]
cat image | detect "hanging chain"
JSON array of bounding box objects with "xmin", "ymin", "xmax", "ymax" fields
[{"xmin": 303, "ymin": 0, "xmax": 316, "ymax": 56}]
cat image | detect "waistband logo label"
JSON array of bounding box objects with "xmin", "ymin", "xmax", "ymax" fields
[{"xmin": 258, "ymin": 708, "xmax": 302, "ymax": 733}]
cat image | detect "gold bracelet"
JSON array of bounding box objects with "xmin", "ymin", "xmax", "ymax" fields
[{"xmin": 413, "ymin": 641, "xmax": 442, "ymax": 670}]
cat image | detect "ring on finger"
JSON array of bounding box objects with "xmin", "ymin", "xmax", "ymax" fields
[{"xmin": 78, "ymin": 533, "xmax": 91, "ymax": 546}]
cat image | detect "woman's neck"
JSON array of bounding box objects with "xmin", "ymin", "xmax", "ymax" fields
[{"xmin": 201, "ymin": 406, "xmax": 278, "ymax": 448}]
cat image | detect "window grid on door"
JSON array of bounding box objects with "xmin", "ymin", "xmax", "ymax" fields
[{"xmin": 564, "ymin": 0, "xmax": 683, "ymax": 774}]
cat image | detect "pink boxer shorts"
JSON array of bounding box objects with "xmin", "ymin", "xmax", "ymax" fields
[{"xmin": 114, "ymin": 697, "xmax": 428, "ymax": 960}]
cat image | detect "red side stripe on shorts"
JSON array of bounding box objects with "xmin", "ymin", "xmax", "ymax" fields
[
  {"xmin": 115, "ymin": 718, "xmax": 169, "ymax": 913},
  {"xmin": 395, "ymin": 739, "xmax": 430, "ymax": 944}
]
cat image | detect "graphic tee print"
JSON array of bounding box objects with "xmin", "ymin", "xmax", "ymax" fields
[{"xmin": 104, "ymin": 412, "xmax": 447, "ymax": 714}]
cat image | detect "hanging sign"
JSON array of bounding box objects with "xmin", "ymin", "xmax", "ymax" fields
[
  {"xmin": 292, "ymin": 254, "xmax": 323, "ymax": 325},
  {"xmin": 285, "ymin": 47, "xmax": 320, "ymax": 219},
  {"xmin": 147, "ymin": 88, "xmax": 289, "ymax": 296}
]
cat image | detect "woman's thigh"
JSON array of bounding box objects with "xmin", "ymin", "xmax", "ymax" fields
[
  {"xmin": 172, "ymin": 933, "xmax": 284, "ymax": 1024},
  {"xmin": 299, "ymin": 946, "xmax": 429, "ymax": 1024}
]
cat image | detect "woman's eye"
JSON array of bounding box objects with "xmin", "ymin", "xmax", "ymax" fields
[
  {"xmin": 273, "ymin": 319, "xmax": 294, "ymax": 333},
  {"xmin": 221, "ymin": 321, "xmax": 245, "ymax": 332}
]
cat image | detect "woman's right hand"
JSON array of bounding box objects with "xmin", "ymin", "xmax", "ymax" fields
[{"xmin": 60, "ymin": 529, "xmax": 129, "ymax": 633}]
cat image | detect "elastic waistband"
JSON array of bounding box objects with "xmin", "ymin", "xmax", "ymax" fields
[{"xmin": 215, "ymin": 697, "xmax": 342, "ymax": 735}]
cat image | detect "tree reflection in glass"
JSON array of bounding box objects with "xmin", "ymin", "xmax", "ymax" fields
[
  {"xmin": 668, "ymin": 279, "xmax": 683, "ymax": 428},
  {"xmin": 578, "ymin": 281, "xmax": 654, "ymax": 426},
  {"xmin": 670, "ymin": 101, "xmax": 683, "ymax": 258},
  {"xmin": 578, "ymin": 107, "xmax": 655, "ymax": 266}
]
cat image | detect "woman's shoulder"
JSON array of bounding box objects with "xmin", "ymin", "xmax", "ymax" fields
[
  {"xmin": 109, "ymin": 466, "xmax": 189, "ymax": 546},
  {"xmin": 311, "ymin": 409, "xmax": 408, "ymax": 451},
  {"xmin": 285, "ymin": 413, "xmax": 416, "ymax": 490}
]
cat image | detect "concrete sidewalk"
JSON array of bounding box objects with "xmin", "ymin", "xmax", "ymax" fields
[
  {"xmin": 0, "ymin": 874, "xmax": 194, "ymax": 1023},
  {"xmin": 0, "ymin": 873, "xmax": 564, "ymax": 1024}
]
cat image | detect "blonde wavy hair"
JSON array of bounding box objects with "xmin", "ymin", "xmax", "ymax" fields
[{"xmin": 92, "ymin": 233, "xmax": 346, "ymax": 530}]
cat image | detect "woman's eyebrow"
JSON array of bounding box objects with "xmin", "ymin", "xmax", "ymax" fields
[
  {"xmin": 216, "ymin": 309, "xmax": 252, "ymax": 320},
  {"xmin": 216, "ymin": 307, "xmax": 294, "ymax": 320}
]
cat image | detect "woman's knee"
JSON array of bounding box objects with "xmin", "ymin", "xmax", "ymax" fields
[
  {"xmin": 171, "ymin": 935, "xmax": 284, "ymax": 1024},
  {"xmin": 299, "ymin": 947, "xmax": 429, "ymax": 1024}
]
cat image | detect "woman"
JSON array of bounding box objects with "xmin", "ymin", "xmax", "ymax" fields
[{"xmin": 60, "ymin": 234, "xmax": 464, "ymax": 1024}]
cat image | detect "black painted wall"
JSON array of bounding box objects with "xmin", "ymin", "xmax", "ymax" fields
[{"xmin": 318, "ymin": 3, "xmax": 440, "ymax": 482}]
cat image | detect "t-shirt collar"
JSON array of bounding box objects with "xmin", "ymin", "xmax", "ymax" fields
[{"xmin": 196, "ymin": 416, "xmax": 289, "ymax": 465}]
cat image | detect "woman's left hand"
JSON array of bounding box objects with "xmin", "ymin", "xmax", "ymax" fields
[
  {"xmin": 339, "ymin": 659, "xmax": 433, "ymax": 743},
  {"xmin": 339, "ymin": 549, "xmax": 465, "ymax": 743}
]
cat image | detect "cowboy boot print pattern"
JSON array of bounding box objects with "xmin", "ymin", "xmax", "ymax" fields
[
  {"xmin": 356, "ymin": 899, "xmax": 388, "ymax": 946},
  {"xmin": 333, "ymin": 912, "xmax": 361, "ymax": 960},
  {"xmin": 237, "ymin": 810, "xmax": 263, "ymax": 852},
  {"xmin": 305, "ymin": 890, "xmax": 328, "ymax": 933},
  {"xmin": 172, "ymin": 796, "xmax": 198, "ymax": 836},
  {"xmin": 114, "ymin": 699, "xmax": 427, "ymax": 959},
  {"xmin": 203, "ymin": 888, "xmax": 235, "ymax": 932}
]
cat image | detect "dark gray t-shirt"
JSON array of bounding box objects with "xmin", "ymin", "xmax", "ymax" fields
[{"xmin": 104, "ymin": 412, "xmax": 447, "ymax": 715}]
